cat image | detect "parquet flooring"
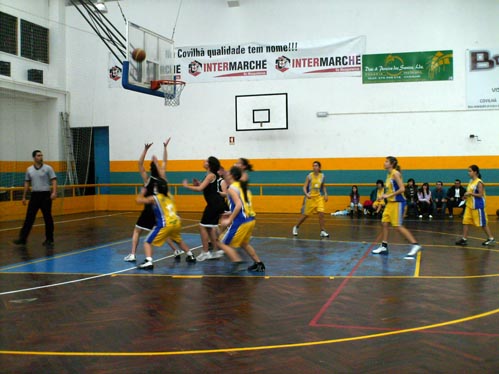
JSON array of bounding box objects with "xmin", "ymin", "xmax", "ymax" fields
[{"xmin": 1, "ymin": 212, "xmax": 498, "ymax": 373}]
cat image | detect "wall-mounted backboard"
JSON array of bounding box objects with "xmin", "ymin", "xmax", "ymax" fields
[{"xmin": 235, "ymin": 93, "xmax": 288, "ymax": 131}]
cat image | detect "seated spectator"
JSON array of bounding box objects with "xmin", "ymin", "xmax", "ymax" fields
[
  {"xmin": 432, "ymin": 181, "xmax": 447, "ymax": 217},
  {"xmin": 446, "ymin": 179, "xmax": 466, "ymax": 218},
  {"xmin": 349, "ymin": 185, "xmax": 363, "ymax": 217},
  {"xmin": 404, "ymin": 178, "xmax": 419, "ymax": 217},
  {"xmin": 371, "ymin": 179, "xmax": 386, "ymax": 217},
  {"xmin": 417, "ymin": 182, "xmax": 432, "ymax": 219}
]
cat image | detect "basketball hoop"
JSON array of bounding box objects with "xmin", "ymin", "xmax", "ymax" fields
[{"xmin": 150, "ymin": 79, "xmax": 186, "ymax": 106}]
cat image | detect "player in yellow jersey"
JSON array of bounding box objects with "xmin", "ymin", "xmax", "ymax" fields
[
  {"xmin": 136, "ymin": 178, "xmax": 197, "ymax": 270},
  {"xmin": 219, "ymin": 166, "xmax": 265, "ymax": 273},
  {"xmin": 292, "ymin": 161, "xmax": 329, "ymax": 238},
  {"xmin": 123, "ymin": 139, "xmax": 177, "ymax": 263},
  {"xmin": 371, "ymin": 156, "xmax": 422, "ymax": 259},
  {"xmin": 455, "ymin": 165, "xmax": 495, "ymax": 246}
]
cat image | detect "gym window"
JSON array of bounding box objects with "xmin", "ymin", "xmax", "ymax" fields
[
  {"xmin": 20, "ymin": 19, "xmax": 49, "ymax": 63},
  {"xmin": 0, "ymin": 12, "xmax": 18, "ymax": 55}
]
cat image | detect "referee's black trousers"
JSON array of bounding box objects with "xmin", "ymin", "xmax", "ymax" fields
[{"xmin": 19, "ymin": 191, "xmax": 54, "ymax": 243}]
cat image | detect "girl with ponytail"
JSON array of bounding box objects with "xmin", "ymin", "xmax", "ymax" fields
[
  {"xmin": 372, "ymin": 156, "xmax": 422, "ymax": 259},
  {"xmin": 218, "ymin": 166, "xmax": 265, "ymax": 273},
  {"xmin": 455, "ymin": 165, "xmax": 495, "ymax": 246}
]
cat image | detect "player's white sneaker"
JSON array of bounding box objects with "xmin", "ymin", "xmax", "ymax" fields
[
  {"xmin": 137, "ymin": 258, "xmax": 154, "ymax": 270},
  {"xmin": 196, "ymin": 251, "xmax": 213, "ymax": 262},
  {"xmin": 173, "ymin": 249, "xmax": 183, "ymax": 261},
  {"xmin": 320, "ymin": 230, "xmax": 329, "ymax": 238},
  {"xmin": 124, "ymin": 253, "xmax": 136, "ymax": 262},
  {"xmin": 372, "ymin": 245, "xmax": 388, "ymax": 254},
  {"xmin": 292, "ymin": 226, "xmax": 299, "ymax": 236},
  {"xmin": 404, "ymin": 244, "xmax": 422, "ymax": 259},
  {"xmin": 211, "ymin": 250, "xmax": 224, "ymax": 259},
  {"xmin": 482, "ymin": 238, "xmax": 495, "ymax": 246}
]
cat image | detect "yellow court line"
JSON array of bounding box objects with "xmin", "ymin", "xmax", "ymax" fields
[
  {"xmin": 171, "ymin": 275, "xmax": 203, "ymax": 279},
  {"xmin": 2, "ymin": 272, "xmax": 499, "ymax": 280},
  {"xmin": 1, "ymin": 307, "xmax": 498, "ymax": 357},
  {"xmin": 414, "ymin": 251, "xmax": 422, "ymax": 277}
]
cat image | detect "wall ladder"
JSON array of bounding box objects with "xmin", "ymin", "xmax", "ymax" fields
[{"xmin": 60, "ymin": 112, "xmax": 79, "ymax": 189}]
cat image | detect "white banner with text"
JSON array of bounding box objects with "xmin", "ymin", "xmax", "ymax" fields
[
  {"xmin": 175, "ymin": 36, "xmax": 366, "ymax": 83},
  {"xmin": 466, "ymin": 49, "xmax": 499, "ymax": 109}
]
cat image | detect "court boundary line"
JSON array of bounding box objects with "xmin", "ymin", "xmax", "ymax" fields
[
  {"xmin": 1, "ymin": 307, "xmax": 498, "ymax": 356},
  {"xmin": 312, "ymin": 322, "xmax": 499, "ymax": 337},
  {"xmin": 0, "ymin": 212, "xmax": 131, "ymax": 233},
  {"xmin": 309, "ymin": 233, "xmax": 382, "ymax": 326},
  {"xmin": 2, "ymin": 272, "xmax": 498, "ymax": 279},
  {"xmin": 0, "ymin": 245, "xmax": 202, "ymax": 296}
]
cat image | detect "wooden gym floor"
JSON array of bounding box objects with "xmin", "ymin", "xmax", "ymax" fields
[{"xmin": 1, "ymin": 211, "xmax": 498, "ymax": 373}]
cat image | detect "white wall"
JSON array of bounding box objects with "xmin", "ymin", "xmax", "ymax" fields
[
  {"xmin": 2, "ymin": 0, "xmax": 498, "ymax": 162},
  {"xmin": 0, "ymin": 0, "xmax": 67, "ymax": 162}
]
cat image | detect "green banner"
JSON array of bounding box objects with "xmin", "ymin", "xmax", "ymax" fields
[{"xmin": 362, "ymin": 50, "xmax": 453, "ymax": 83}]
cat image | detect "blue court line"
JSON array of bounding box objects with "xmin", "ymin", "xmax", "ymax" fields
[{"xmin": 0, "ymin": 234, "xmax": 417, "ymax": 277}]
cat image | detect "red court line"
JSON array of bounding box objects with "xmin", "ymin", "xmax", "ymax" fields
[
  {"xmin": 309, "ymin": 233, "xmax": 382, "ymax": 326},
  {"xmin": 308, "ymin": 234, "xmax": 499, "ymax": 339}
]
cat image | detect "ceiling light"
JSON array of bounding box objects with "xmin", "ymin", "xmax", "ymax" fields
[{"xmin": 94, "ymin": 2, "xmax": 108, "ymax": 13}]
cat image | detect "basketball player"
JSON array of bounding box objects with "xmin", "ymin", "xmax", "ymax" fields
[
  {"xmin": 219, "ymin": 166, "xmax": 265, "ymax": 273},
  {"xmin": 235, "ymin": 157, "xmax": 253, "ymax": 182},
  {"xmin": 182, "ymin": 156, "xmax": 226, "ymax": 261},
  {"xmin": 136, "ymin": 178, "xmax": 196, "ymax": 270},
  {"xmin": 455, "ymin": 165, "xmax": 495, "ymax": 246},
  {"xmin": 292, "ymin": 161, "xmax": 329, "ymax": 238},
  {"xmin": 371, "ymin": 156, "xmax": 422, "ymax": 259},
  {"xmin": 124, "ymin": 140, "xmax": 177, "ymax": 262}
]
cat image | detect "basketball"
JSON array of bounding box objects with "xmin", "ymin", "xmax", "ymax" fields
[{"xmin": 131, "ymin": 48, "xmax": 146, "ymax": 62}]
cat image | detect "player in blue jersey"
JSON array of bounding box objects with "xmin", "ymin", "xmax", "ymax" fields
[
  {"xmin": 371, "ymin": 156, "xmax": 422, "ymax": 259},
  {"xmin": 124, "ymin": 140, "xmax": 176, "ymax": 262},
  {"xmin": 455, "ymin": 165, "xmax": 495, "ymax": 246},
  {"xmin": 136, "ymin": 177, "xmax": 196, "ymax": 270},
  {"xmin": 218, "ymin": 166, "xmax": 265, "ymax": 273}
]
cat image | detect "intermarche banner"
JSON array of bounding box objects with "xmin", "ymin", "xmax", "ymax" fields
[
  {"xmin": 175, "ymin": 36, "xmax": 366, "ymax": 83},
  {"xmin": 362, "ymin": 50, "xmax": 453, "ymax": 84},
  {"xmin": 466, "ymin": 49, "xmax": 499, "ymax": 109}
]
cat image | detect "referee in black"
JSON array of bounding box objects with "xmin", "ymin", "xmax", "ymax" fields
[{"xmin": 13, "ymin": 150, "xmax": 57, "ymax": 248}]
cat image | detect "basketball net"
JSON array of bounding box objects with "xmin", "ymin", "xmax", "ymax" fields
[{"xmin": 152, "ymin": 80, "xmax": 185, "ymax": 106}]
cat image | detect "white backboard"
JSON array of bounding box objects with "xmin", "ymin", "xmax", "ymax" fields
[{"xmin": 235, "ymin": 93, "xmax": 288, "ymax": 131}]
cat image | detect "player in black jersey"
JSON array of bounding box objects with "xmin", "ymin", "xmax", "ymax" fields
[{"xmin": 183, "ymin": 156, "xmax": 227, "ymax": 261}]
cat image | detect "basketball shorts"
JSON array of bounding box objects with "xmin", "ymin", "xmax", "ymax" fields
[
  {"xmin": 146, "ymin": 220, "xmax": 182, "ymax": 247},
  {"xmin": 301, "ymin": 195, "xmax": 325, "ymax": 215},
  {"xmin": 462, "ymin": 207, "xmax": 488, "ymax": 227},
  {"xmin": 135, "ymin": 204, "xmax": 155, "ymax": 231},
  {"xmin": 381, "ymin": 201, "xmax": 406, "ymax": 227},
  {"xmin": 220, "ymin": 219, "xmax": 256, "ymax": 248},
  {"xmin": 200, "ymin": 202, "xmax": 226, "ymax": 227}
]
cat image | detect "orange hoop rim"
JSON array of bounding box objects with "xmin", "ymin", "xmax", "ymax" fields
[{"xmin": 150, "ymin": 79, "xmax": 186, "ymax": 91}]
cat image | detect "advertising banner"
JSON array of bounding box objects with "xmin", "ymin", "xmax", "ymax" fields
[
  {"xmin": 176, "ymin": 36, "xmax": 365, "ymax": 83},
  {"xmin": 466, "ymin": 49, "xmax": 499, "ymax": 109},
  {"xmin": 362, "ymin": 50, "xmax": 453, "ymax": 84}
]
